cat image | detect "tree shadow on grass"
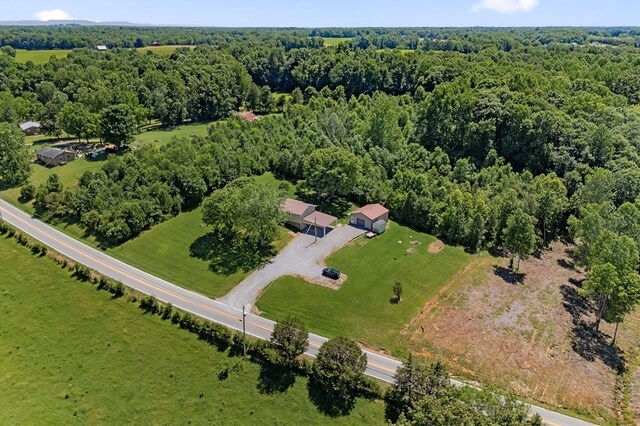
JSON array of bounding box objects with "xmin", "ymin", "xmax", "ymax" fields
[
  {"xmin": 560, "ymin": 283, "xmax": 625, "ymax": 371},
  {"xmin": 492, "ymin": 265, "xmax": 526, "ymax": 285},
  {"xmin": 257, "ymin": 362, "xmax": 296, "ymax": 394},
  {"xmin": 189, "ymin": 230, "xmax": 277, "ymax": 276},
  {"xmin": 307, "ymin": 378, "xmax": 357, "ymax": 417}
]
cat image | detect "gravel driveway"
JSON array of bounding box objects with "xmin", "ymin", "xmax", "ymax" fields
[{"xmin": 221, "ymin": 225, "xmax": 365, "ymax": 308}]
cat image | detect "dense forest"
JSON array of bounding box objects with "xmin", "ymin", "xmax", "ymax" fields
[{"xmin": 2, "ymin": 26, "xmax": 640, "ymax": 335}]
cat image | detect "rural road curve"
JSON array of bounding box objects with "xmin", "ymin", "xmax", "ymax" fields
[{"xmin": 0, "ymin": 199, "xmax": 595, "ymax": 426}]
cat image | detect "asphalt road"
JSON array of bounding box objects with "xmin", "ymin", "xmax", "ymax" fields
[{"xmin": 0, "ymin": 199, "xmax": 596, "ymax": 426}]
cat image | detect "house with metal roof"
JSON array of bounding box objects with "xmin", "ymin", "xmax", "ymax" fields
[
  {"xmin": 36, "ymin": 147, "xmax": 77, "ymax": 167},
  {"xmin": 19, "ymin": 121, "xmax": 41, "ymax": 136}
]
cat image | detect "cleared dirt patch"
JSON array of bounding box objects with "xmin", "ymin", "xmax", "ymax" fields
[
  {"xmin": 404, "ymin": 242, "xmax": 639, "ymax": 424},
  {"xmin": 291, "ymin": 273, "xmax": 348, "ymax": 290},
  {"xmin": 428, "ymin": 240, "xmax": 444, "ymax": 254}
]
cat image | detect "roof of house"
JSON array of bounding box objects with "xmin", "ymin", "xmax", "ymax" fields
[
  {"xmin": 352, "ymin": 204, "xmax": 389, "ymax": 221},
  {"xmin": 19, "ymin": 121, "xmax": 41, "ymax": 130},
  {"xmin": 234, "ymin": 111, "xmax": 261, "ymax": 122},
  {"xmin": 303, "ymin": 211, "xmax": 337, "ymax": 228},
  {"xmin": 283, "ymin": 198, "xmax": 315, "ymax": 216},
  {"xmin": 96, "ymin": 45, "xmax": 108, "ymax": 50},
  {"xmin": 36, "ymin": 147, "xmax": 66, "ymax": 159}
]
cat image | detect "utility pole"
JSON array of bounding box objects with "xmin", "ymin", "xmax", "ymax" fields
[{"xmin": 242, "ymin": 304, "xmax": 247, "ymax": 357}]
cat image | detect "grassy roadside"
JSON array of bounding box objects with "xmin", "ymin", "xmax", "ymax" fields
[{"xmin": 0, "ymin": 232, "xmax": 384, "ymax": 424}]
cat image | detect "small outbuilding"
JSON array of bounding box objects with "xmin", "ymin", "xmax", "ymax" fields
[
  {"xmin": 19, "ymin": 121, "xmax": 41, "ymax": 136},
  {"xmin": 96, "ymin": 45, "xmax": 108, "ymax": 51},
  {"xmin": 36, "ymin": 147, "xmax": 76, "ymax": 167},
  {"xmin": 350, "ymin": 204, "xmax": 389, "ymax": 231},
  {"xmin": 233, "ymin": 111, "xmax": 261, "ymax": 123}
]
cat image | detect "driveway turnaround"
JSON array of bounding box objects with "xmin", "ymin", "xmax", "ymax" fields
[
  {"xmin": 0, "ymin": 199, "xmax": 595, "ymax": 426},
  {"xmin": 222, "ymin": 225, "xmax": 365, "ymax": 308}
]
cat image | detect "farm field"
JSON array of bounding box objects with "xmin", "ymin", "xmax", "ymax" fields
[
  {"xmin": 136, "ymin": 45, "xmax": 195, "ymax": 55},
  {"xmin": 403, "ymin": 242, "xmax": 640, "ymax": 425},
  {"xmin": 14, "ymin": 49, "xmax": 70, "ymax": 64},
  {"xmin": 0, "ymin": 236, "xmax": 384, "ymax": 425},
  {"xmin": 322, "ymin": 37, "xmax": 353, "ymax": 46},
  {"xmin": 257, "ymin": 223, "xmax": 475, "ymax": 355}
]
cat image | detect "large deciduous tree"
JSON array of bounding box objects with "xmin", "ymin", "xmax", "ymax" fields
[
  {"xmin": 202, "ymin": 178, "xmax": 287, "ymax": 244},
  {"xmin": 313, "ymin": 336, "xmax": 367, "ymax": 398},
  {"xmin": 0, "ymin": 123, "xmax": 31, "ymax": 187},
  {"xmin": 270, "ymin": 316, "xmax": 308, "ymax": 366},
  {"xmin": 532, "ymin": 173, "xmax": 568, "ymax": 244},
  {"xmin": 304, "ymin": 147, "xmax": 362, "ymax": 199},
  {"xmin": 99, "ymin": 104, "xmax": 136, "ymax": 147},
  {"xmin": 503, "ymin": 209, "xmax": 536, "ymax": 271}
]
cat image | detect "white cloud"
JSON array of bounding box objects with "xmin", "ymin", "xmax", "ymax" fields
[
  {"xmin": 472, "ymin": 0, "xmax": 539, "ymax": 14},
  {"xmin": 35, "ymin": 9, "xmax": 74, "ymax": 21}
]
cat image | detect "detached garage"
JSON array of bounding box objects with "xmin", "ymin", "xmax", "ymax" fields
[{"xmin": 350, "ymin": 204, "xmax": 389, "ymax": 232}]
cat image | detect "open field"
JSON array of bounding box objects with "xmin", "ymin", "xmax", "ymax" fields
[
  {"xmin": 136, "ymin": 45, "xmax": 195, "ymax": 55},
  {"xmin": 14, "ymin": 49, "xmax": 70, "ymax": 64},
  {"xmin": 322, "ymin": 37, "xmax": 353, "ymax": 47},
  {"xmin": 403, "ymin": 241, "xmax": 640, "ymax": 425},
  {"xmin": 133, "ymin": 121, "xmax": 212, "ymax": 147},
  {"xmin": 257, "ymin": 223, "xmax": 474, "ymax": 355},
  {"xmin": 0, "ymin": 236, "xmax": 384, "ymax": 424}
]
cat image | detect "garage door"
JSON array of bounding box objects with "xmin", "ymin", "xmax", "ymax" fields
[{"xmin": 356, "ymin": 218, "xmax": 366, "ymax": 227}]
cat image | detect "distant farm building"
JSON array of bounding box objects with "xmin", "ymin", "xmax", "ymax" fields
[
  {"xmin": 282, "ymin": 198, "xmax": 337, "ymax": 237},
  {"xmin": 350, "ymin": 204, "xmax": 389, "ymax": 232},
  {"xmin": 96, "ymin": 45, "xmax": 108, "ymax": 51},
  {"xmin": 151, "ymin": 41, "xmax": 161, "ymax": 46},
  {"xmin": 19, "ymin": 121, "xmax": 41, "ymax": 136},
  {"xmin": 36, "ymin": 147, "xmax": 76, "ymax": 167},
  {"xmin": 234, "ymin": 111, "xmax": 261, "ymax": 122}
]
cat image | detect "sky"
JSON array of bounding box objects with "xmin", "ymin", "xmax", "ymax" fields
[{"xmin": 6, "ymin": 0, "xmax": 640, "ymax": 27}]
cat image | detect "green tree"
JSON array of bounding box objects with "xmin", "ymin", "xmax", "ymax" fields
[
  {"xmin": 291, "ymin": 87, "xmax": 304, "ymax": 105},
  {"xmin": 386, "ymin": 356, "xmax": 448, "ymax": 421},
  {"xmin": 503, "ymin": 209, "xmax": 536, "ymax": 271},
  {"xmin": 393, "ymin": 281, "xmax": 403, "ymax": 303},
  {"xmin": 202, "ymin": 178, "xmax": 288, "ymax": 244},
  {"xmin": 304, "ymin": 147, "xmax": 362, "ymax": 198},
  {"xmin": 313, "ymin": 336, "xmax": 367, "ymax": 398},
  {"xmin": 270, "ymin": 316, "xmax": 308, "ymax": 366},
  {"xmin": 99, "ymin": 104, "xmax": 136, "ymax": 147},
  {"xmin": 532, "ymin": 173, "xmax": 568, "ymax": 244},
  {"xmin": 58, "ymin": 103, "xmax": 93, "ymax": 142},
  {"xmin": 0, "ymin": 123, "xmax": 31, "ymax": 187}
]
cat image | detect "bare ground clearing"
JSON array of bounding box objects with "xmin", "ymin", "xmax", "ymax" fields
[{"xmin": 404, "ymin": 241, "xmax": 640, "ymax": 424}]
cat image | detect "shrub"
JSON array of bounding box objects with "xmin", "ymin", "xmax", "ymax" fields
[{"xmin": 19, "ymin": 183, "xmax": 36, "ymax": 202}]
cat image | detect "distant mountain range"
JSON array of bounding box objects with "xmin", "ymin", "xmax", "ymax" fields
[{"xmin": 0, "ymin": 20, "xmax": 150, "ymax": 27}]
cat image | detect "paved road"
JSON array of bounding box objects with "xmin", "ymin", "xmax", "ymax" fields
[
  {"xmin": 222, "ymin": 225, "xmax": 365, "ymax": 308},
  {"xmin": 0, "ymin": 199, "xmax": 595, "ymax": 426}
]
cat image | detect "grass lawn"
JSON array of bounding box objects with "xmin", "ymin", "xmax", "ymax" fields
[
  {"xmin": 105, "ymin": 204, "xmax": 293, "ymax": 298},
  {"xmin": 322, "ymin": 38, "xmax": 353, "ymax": 47},
  {"xmin": 0, "ymin": 236, "xmax": 384, "ymax": 424},
  {"xmin": 136, "ymin": 45, "xmax": 195, "ymax": 55},
  {"xmin": 13, "ymin": 49, "xmax": 71, "ymax": 64},
  {"xmin": 257, "ymin": 223, "xmax": 474, "ymax": 355},
  {"xmin": 134, "ymin": 121, "xmax": 212, "ymax": 147}
]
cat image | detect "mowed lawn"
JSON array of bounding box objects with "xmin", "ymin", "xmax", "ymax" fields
[
  {"xmin": 105, "ymin": 205, "xmax": 292, "ymax": 298},
  {"xmin": 134, "ymin": 121, "xmax": 212, "ymax": 147},
  {"xmin": 0, "ymin": 237, "xmax": 384, "ymax": 425},
  {"xmin": 136, "ymin": 45, "xmax": 195, "ymax": 55},
  {"xmin": 257, "ymin": 223, "xmax": 473, "ymax": 354},
  {"xmin": 13, "ymin": 49, "xmax": 71, "ymax": 64},
  {"xmin": 322, "ymin": 37, "xmax": 353, "ymax": 47}
]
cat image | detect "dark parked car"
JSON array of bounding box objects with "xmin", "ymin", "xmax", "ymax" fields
[{"xmin": 322, "ymin": 268, "xmax": 341, "ymax": 279}]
